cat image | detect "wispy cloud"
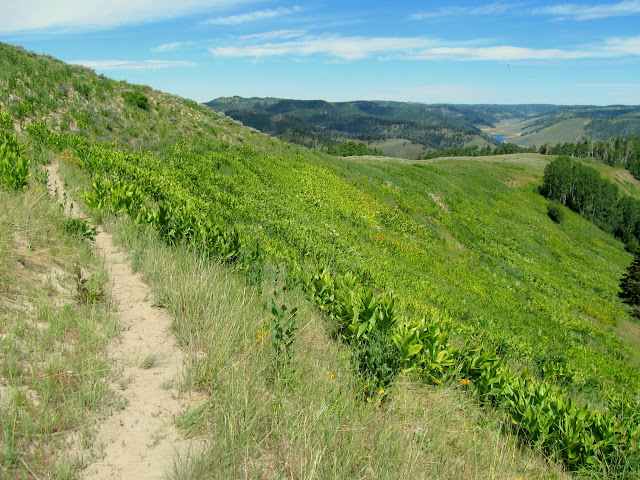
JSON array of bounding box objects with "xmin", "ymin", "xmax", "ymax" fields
[
  {"xmin": 203, "ymin": 6, "xmax": 301, "ymax": 25},
  {"xmin": 532, "ymin": 0, "xmax": 640, "ymax": 20},
  {"xmin": 411, "ymin": 2, "xmax": 517, "ymax": 20},
  {"xmin": 209, "ymin": 33, "xmax": 640, "ymax": 62},
  {"xmin": 0, "ymin": 0, "xmax": 254, "ymax": 34},
  {"xmin": 70, "ymin": 59, "xmax": 197, "ymax": 70},
  {"xmin": 151, "ymin": 41, "xmax": 195, "ymax": 52},
  {"xmin": 238, "ymin": 30, "xmax": 306, "ymax": 41},
  {"xmin": 211, "ymin": 35, "xmax": 439, "ymax": 60}
]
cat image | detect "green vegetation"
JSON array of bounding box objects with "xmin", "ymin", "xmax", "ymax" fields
[
  {"xmin": 0, "ymin": 136, "xmax": 117, "ymax": 477},
  {"xmin": 516, "ymin": 107, "xmax": 640, "ymax": 146},
  {"xmin": 28, "ymin": 122, "xmax": 640, "ymax": 475},
  {"xmin": 103, "ymin": 212, "xmax": 569, "ymax": 480},
  {"xmin": 541, "ymin": 156, "xmax": 640, "ymax": 243},
  {"xmin": 207, "ymin": 97, "xmax": 640, "ymax": 158},
  {"xmin": 419, "ymin": 142, "xmax": 525, "ymax": 159},
  {"xmin": 122, "ymin": 90, "xmax": 149, "ymax": 110},
  {"xmin": 619, "ymin": 252, "xmax": 640, "ymax": 317},
  {"xmin": 3, "ymin": 41, "xmax": 640, "ymax": 478},
  {"xmin": 536, "ymin": 136, "xmax": 640, "ymax": 181},
  {"xmin": 206, "ymin": 96, "xmax": 496, "ymax": 156},
  {"xmin": 327, "ymin": 141, "xmax": 382, "ymax": 156},
  {"xmin": 1, "ymin": 130, "xmax": 30, "ymax": 189},
  {"xmin": 547, "ymin": 201, "xmax": 566, "ymax": 224}
]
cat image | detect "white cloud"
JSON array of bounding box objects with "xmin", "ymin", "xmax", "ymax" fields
[
  {"xmin": 411, "ymin": 2, "xmax": 517, "ymax": 19},
  {"xmin": 239, "ymin": 30, "xmax": 306, "ymax": 41},
  {"xmin": 202, "ymin": 6, "xmax": 301, "ymax": 25},
  {"xmin": 70, "ymin": 59, "xmax": 197, "ymax": 70},
  {"xmin": 410, "ymin": 8, "xmax": 468, "ymax": 20},
  {"xmin": 151, "ymin": 41, "xmax": 196, "ymax": 52},
  {"xmin": 209, "ymin": 33, "xmax": 640, "ymax": 62},
  {"xmin": 532, "ymin": 0, "xmax": 640, "ymax": 20},
  {"xmin": 0, "ymin": 0, "xmax": 254, "ymax": 34},
  {"xmin": 211, "ymin": 35, "xmax": 439, "ymax": 60}
]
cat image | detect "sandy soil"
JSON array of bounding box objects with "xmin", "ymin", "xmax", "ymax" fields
[{"xmin": 46, "ymin": 164, "xmax": 196, "ymax": 479}]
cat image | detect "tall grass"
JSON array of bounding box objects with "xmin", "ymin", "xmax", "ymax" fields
[
  {"xmin": 0, "ymin": 184, "xmax": 118, "ymax": 479},
  {"xmin": 101, "ymin": 211, "xmax": 570, "ymax": 480}
]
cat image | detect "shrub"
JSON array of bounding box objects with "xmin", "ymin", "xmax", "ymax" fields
[
  {"xmin": 547, "ymin": 201, "xmax": 566, "ymax": 224},
  {"xmin": 625, "ymin": 237, "xmax": 640, "ymax": 254},
  {"xmin": 122, "ymin": 90, "xmax": 149, "ymax": 110},
  {"xmin": 352, "ymin": 328, "xmax": 402, "ymax": 402}
]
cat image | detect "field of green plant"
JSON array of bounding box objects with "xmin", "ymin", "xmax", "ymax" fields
[
  {"xmin": 2, "ymin": 41, "xmax": 640, "ymax": 477},
  {"xmin": 23, "ymin": 119, "xmax": 640, "ymax": 474},
  {"xmin": 53, "ymin": 127, "xmax": 637, "ymax": 401}
]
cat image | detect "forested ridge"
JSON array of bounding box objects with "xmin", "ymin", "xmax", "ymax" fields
[{"xmin": 539, "ymin": 136, "xmax": 640, "ymax": 178}]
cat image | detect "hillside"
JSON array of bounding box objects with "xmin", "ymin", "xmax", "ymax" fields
[
  {"xmin": 488, "ymin": 106, "xmax": 640, "ymax": 146},
  {"xmin": 205, "ymin": 96, "xmax": 499, "ymax": 156},
  {"xmin": 2, "ymin": 42, "xmax": 640, "ymax": 478},
  {"xmin": 206, "ymin": 97, "xmax": 640, "ymax": 156}
]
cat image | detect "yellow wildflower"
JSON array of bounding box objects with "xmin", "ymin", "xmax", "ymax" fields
[
  {"xmin": 459, "ymin": 379, "xmax": 471, "ymax": 386},
  {"xmin": 328, "ymin": 372, "xmax": 335, "ymax": 382}
]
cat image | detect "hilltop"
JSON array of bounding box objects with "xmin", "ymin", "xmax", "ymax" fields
[{"xmin": 2, "ymin": 42, "xmax": 640, "ymax": 478}]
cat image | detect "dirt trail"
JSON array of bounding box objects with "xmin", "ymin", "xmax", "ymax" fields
[{"xmin": 47, "ymin": 164, "xmax": 194, "ymax": 479}]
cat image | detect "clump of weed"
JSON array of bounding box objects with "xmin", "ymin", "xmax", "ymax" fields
[
  {"xmin": 61, "ymin": 217, "xmax": 97, "ymax": 241},
  {"xmin": 73, "ymin": 263, "xmax": 105, "ymax": 304},
  {"xmin": 268, "ymin": 291, "xmax": 298, "ymax": 383}
]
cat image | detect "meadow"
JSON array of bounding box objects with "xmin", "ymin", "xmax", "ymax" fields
[{"xmin": 2, "ymin": 41, "xmax": 640, "ymax": 478}]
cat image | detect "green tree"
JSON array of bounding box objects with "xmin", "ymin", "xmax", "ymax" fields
[{"xmin": 619, "ymin": 252, "xmax": 640, "ymax": 317}]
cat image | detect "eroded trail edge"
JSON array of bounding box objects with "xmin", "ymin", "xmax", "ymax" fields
[{"xmin": 47, "ymin": 163, "xmax": 193, "ymax": 479}]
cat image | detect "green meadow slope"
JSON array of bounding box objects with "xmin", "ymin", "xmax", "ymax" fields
[
  {"xmin": 3, "ymin": 42, "xmax": 640, "ymax": 477},
  {"xmin": 2, "ymin": 39, "xmax": 639, "ymax": 404}
]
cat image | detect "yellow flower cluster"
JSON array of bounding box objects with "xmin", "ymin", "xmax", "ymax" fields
[
  {"xmin": 255, "ymin": 329, "xmax": 267, "ymax": 342},
  {"xmin": 327, "ymin": 372, "xmax": 335, "ymax": 382}
]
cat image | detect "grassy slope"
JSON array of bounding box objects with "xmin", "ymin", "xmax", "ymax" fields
[
  {"xmin": 2, "ymin": 42, "xmax": 640, "ymax": 477},
  {"xmin": 3, "ymin": 40, "xmax": 639, "ymax": 398},
  {"xmin": 515, "ymin": 118, "xmax": 587, "ymax": 146},
  {"xmin": 0, "ymin": 162, "xmax": 117, "ymax": 477},
  {"xmin": 0, "ymin": 42, "xmax": 244, "ymax": 153},
  {"xmin": 200, "ymin": 146, "xmax": 640, "ymax": 397}
]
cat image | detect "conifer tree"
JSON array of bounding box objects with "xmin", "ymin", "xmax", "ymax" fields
[{"xmin": 619, "ymin": 252, "xmax": 640, "ymax": 316}]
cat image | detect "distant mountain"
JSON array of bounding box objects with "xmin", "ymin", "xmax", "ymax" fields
[
  {"xmin": 508, "ymin": 105, "xmax": 640, "ymax": 146},
  {"xmin": 205, "ymin": 97, "xmax": 501, "ymax": 157},
  {"xmin": 205, "ymin": 97, "xmax": 640, "ymax": 157}
]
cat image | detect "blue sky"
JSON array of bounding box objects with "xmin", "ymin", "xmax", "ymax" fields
[{"xmin": 1, "ymin": 1, "xmax": 640, "ymax": 105}]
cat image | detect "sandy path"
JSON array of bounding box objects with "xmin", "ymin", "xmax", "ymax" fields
[{"xmin": 46, "ymin": 164, "xmax": 193, "ymax": 479}]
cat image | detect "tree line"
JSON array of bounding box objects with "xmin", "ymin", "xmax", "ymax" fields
[
  {"xmin": 540, "ymin": 156, "xmax": 640, "ymax": 247},
  {"xmin": 532, "ymin": 136, "xmax": 640, "ymax": 179},
  {"xmin": 417, "ymin": 135, "xmax": 640, "ymax": 178},
  {"xmin": 327, "ymin": 141, "xmax": 383, "ymax": 157},
  {"xmin": 418, "ymin": 142, "xmax": 523, "ymax": 160}
]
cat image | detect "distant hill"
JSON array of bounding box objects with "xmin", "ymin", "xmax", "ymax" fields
[
  {"xmin": 206, "ymin": 97, "xmax": 640, "ymax": 157},
  {"xmin": 205, "ymin": 96, "xmax": 501, "ymax": 157},
  {"xmin": 505, "ymin": 105, "xmax": 640, "ymax": 146}
]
